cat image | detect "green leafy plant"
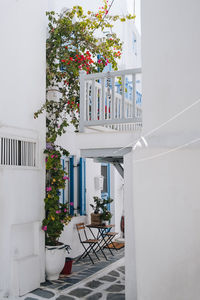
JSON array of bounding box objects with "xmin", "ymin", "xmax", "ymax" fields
[
  {"xmin": 90, "ymin": 196, "xmax": 103, "ymax": 214},
  {"xmin": 90, "ymin": 196, "xmax": 113, "ymax": 220},
  {"xmin": 102, "ymin": 210, "xmax": 112, "ymax": 221},
  {"xmin": 42, "ymin": 146, "xmax": 72, "ymax": 245},
  {"xmin": 35, "ymin": 1, "xmax": 135, "ymax": 245}
]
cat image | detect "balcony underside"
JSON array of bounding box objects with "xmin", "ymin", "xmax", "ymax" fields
[{"xmin": 76, "ymin": 130, "xmax": 141, "ymax": 155}]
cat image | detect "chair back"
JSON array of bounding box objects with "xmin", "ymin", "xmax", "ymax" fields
[
  {"xmin": 76, "ymin": 223, "xmax": 85, "ymax": 231},
  {"xmin": 76, "ymin": 223, "xmax": 88, "ymax": 241}
]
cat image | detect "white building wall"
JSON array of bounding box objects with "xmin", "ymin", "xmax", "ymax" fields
[
  {"xmin": 0, "ymin": 0, "xmax": 46, "ymax": 297},
  {"xmin": 131, "ymin": 0, "xmax": 200, "ymax": 299},
  {"xmin": 110, "ymin": 165, "xmax": 124, "ymax": 237}
]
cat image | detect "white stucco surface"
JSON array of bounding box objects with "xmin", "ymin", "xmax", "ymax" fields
[
  {"xmin": 132, "ymin": 0, "xmax": 200, "ymax": 299},
  {"xmin": 0, "ymin": 0, "xmax": 46, "ymax": 297}
]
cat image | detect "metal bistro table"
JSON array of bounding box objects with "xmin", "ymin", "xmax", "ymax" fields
[{"xmin": 86, "ymin": 224, "xmax": 117, "ymax": 260}]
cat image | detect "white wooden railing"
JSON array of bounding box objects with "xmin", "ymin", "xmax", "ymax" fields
[{"xmin": 79, "ymin": 68, "xmax": 142, "ymax": 132}]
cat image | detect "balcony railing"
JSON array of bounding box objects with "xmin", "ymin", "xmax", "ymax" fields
[{"xmin": 79, "ymin": 68, "xmax": 142, "ymax": 132}]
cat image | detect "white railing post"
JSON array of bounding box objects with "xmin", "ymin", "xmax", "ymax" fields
[
  {"xmin": 122, "ymin": 75, "xmax": 125, "ymax": 119},
  {"xmin": 101, "ymin": 78, "xmax": 105, "ymax": 120},
  {"xmin": 132, "ymin": 73, "xmax": 136, "ymax": 119},
  {"xmin": 112, "ymin": 76, "xmax": 115, "ymax": 120},
  {"xmin": 79, "ymin": 70, "xmax": 86, "ymax": 132},
  {"xmin": 79, "ymin": 68, "xmax": 142, "ymax": 131},
  {"xmin": 91, "ymin": 79, "xmax": 95, "ymax": 120}
]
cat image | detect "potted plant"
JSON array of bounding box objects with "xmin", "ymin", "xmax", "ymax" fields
[
  {"xmin": 102, "ymin": 210, "xmax": 112, "ymax": 226},
  {"xmin": 90, "ymin": 196, "xmax": 113, "ymax": 225},
  {"xmin": 42, "ymin": 147, "xmax": 72, "ymax": 280},
  {"xmin": 101, "ymin": 198, "xmax": 113, "ymax": 225},
  {"xmin": 90, "ymin": 196, "xmax": 103, "ymax": 225}
]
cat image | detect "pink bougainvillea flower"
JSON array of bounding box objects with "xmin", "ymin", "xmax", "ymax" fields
[
  {"xmin": 46, "ymin": 187, "xmax": 52, "ymax": 192},
  {"xmin": 51, "ymin": 155, "xmax": 54, "ymax": 158},
  {"xmin": 56, "ymin": 210, "xmax": 61, "ymax": 214},
  {"xmin": 64, "ymin": 208, "xmax": 67, "ymax": 212},
  {"xmin": 70, "ymin": 202, "xmax": 74, "ymax": 206},
  {"xmin": 63, "ymin": 176, "xmax": 69, "ymax": 180},
  {"xmin": 42, "ymin": 226, "xmax": 47, "ymax": 231}
]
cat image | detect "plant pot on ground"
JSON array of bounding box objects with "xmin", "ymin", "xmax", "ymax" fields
[
  {"xmin": 42, "ymin": 148, "xmax": 72, "ymax": 281},
  {"xmin": 45, "ymin": 244, "xmax": 71, "ymax": 280},
  {"xmin": 60, "ymin": 257, "xmax": 73, "ymax": 275}
]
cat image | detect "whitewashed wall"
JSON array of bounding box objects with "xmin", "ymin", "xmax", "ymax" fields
[
  {"xmin": 0, "ymin": 0, "xmax": 46, "ymax": 297},
  {"xmin": 110, "ymin": 165, "xmax": 124, "ymax": 237},
  {"xmin": 131, "ymin": 0, "xmax": 200, "ymax": 299}
]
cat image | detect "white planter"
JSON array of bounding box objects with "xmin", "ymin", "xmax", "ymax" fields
[
  {"xmin": 103, "ymin": 220, "xmax": 109, "ymax": 226},
  {"xmin": 45, "ymin": 244, "xmax": 66, "ymax": 281}
]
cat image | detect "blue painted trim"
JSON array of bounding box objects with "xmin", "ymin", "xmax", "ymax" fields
[
  {"xmin": 84, "ymin": 158, "xmax": 86, "ymax": 214},
  {"xmin": 59, "ymin": 157, "xmax": 65, "ymax": 204},
  {"xmin": 79, "ymin": 158, "xmax": 86, "ymax": 215},
  {"xmin": 107, "ymin": 163, "xmax": 111, "ymax": 210},
  {"xmin": 101, "ymin": 163, "xmax": 111, "ymax": 211},
  {"xmin": 62, "ymin": 158, "xmax": 65, "ymax": 204},
  {"xmin": 69, "ymin": 156, "xmax": 74, "ymax": 215}
]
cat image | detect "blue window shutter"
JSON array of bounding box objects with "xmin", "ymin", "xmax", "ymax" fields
[
  {"xmin": 69, "ymin": 156, "xmax": 74, "ymax": 215},
  {"xmin": 101, "ymin": 163, "xmax": 111, "ymax": 211},
  {"xmin": 79, "ymin": 157, "xmax": 86, "ymax": 215},
  {"xmin": 107, "ymin": 163, "xmax": 111, "ymax": 210}
]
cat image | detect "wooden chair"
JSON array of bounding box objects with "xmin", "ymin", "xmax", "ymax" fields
[
  {"xmin": 76, "ymin": 223, "xmax": 100, "ymax": 264},
  {"xmin": 104, "ymin": 231, "xmax": 119, "ymax": 251}
]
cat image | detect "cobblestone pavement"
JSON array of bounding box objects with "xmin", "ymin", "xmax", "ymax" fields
[{"xmin": 21, "ymin": 248, "xmax": 125, "ymax": 300}]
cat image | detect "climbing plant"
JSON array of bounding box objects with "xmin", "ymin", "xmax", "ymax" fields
[{"xmin": 35, "ymin": 0, "xmax": 135, "ymax": 245}]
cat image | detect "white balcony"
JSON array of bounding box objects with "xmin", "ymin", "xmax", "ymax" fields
[{"xmin": 79, "ymin": 68, "xmax": 142, "ymax": 132}]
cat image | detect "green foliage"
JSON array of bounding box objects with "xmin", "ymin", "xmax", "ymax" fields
[
  {"xmin": 36, "ymin": 1, "xmax": 135, "ymax": 245},
  {"xmin": 42, "ymin": 146, "xmax": 72, "ymax": 245},
  {"xmin": 35, "ymin": 3, "xmax": 135, "ymax": 141},
  {"xmin": 90, "ymin": 196, "xmax": 113, "ymax": 221}
]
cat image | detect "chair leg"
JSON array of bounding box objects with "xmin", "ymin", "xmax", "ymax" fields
[
  {"xmin": 94, "ymin": 239, "xmax": 108, "ymax": 260},
  {"xmin": 81, "ymin": 244, "xmax": 95, "ymax": 264},
  {"xmin": 101, "ymin": 233, "xmax": 114, "ymax": 256},
  {"xmin": 91, "ymin": 243, "xmax": 100, "ymax": 261},
  {"xmin": 107, "ymin": 235, "xmax": 118, "ymax": 251},
  {"xmin": 76, "ymin": 243, "xmax": 94, "ymax": 264}
]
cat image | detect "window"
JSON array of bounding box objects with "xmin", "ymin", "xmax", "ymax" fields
[{"xmin": 59, "ymin": 157, "xmax": 70, "ymax": 205}]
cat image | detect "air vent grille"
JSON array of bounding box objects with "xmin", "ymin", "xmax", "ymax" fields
[{"xmin": 0, "ymin": 137, "xmax": 36, "ymax": 167}]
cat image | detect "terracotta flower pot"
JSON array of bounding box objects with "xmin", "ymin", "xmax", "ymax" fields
[
  {"xmin": 91, "ymin": 213, "xmax": 102, "ymax": 225},
  {"xmin": 61, "ymin": 257, "xmax": 73, "ymax": 275}
]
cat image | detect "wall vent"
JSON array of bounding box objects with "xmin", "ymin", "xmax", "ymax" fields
[{"xmin": 0, "ymin": 137, "xmax": 36, "ymax": 167}]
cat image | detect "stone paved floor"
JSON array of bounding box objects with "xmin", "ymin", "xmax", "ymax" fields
[{"xmin": 21, "ymin": 248, "xmax": 125, "ymax": 300}]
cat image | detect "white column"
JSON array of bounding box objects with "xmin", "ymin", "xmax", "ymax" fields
[{"xmin": 124, "ymin": 149, "xmax": 137, "ymax": 300}]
